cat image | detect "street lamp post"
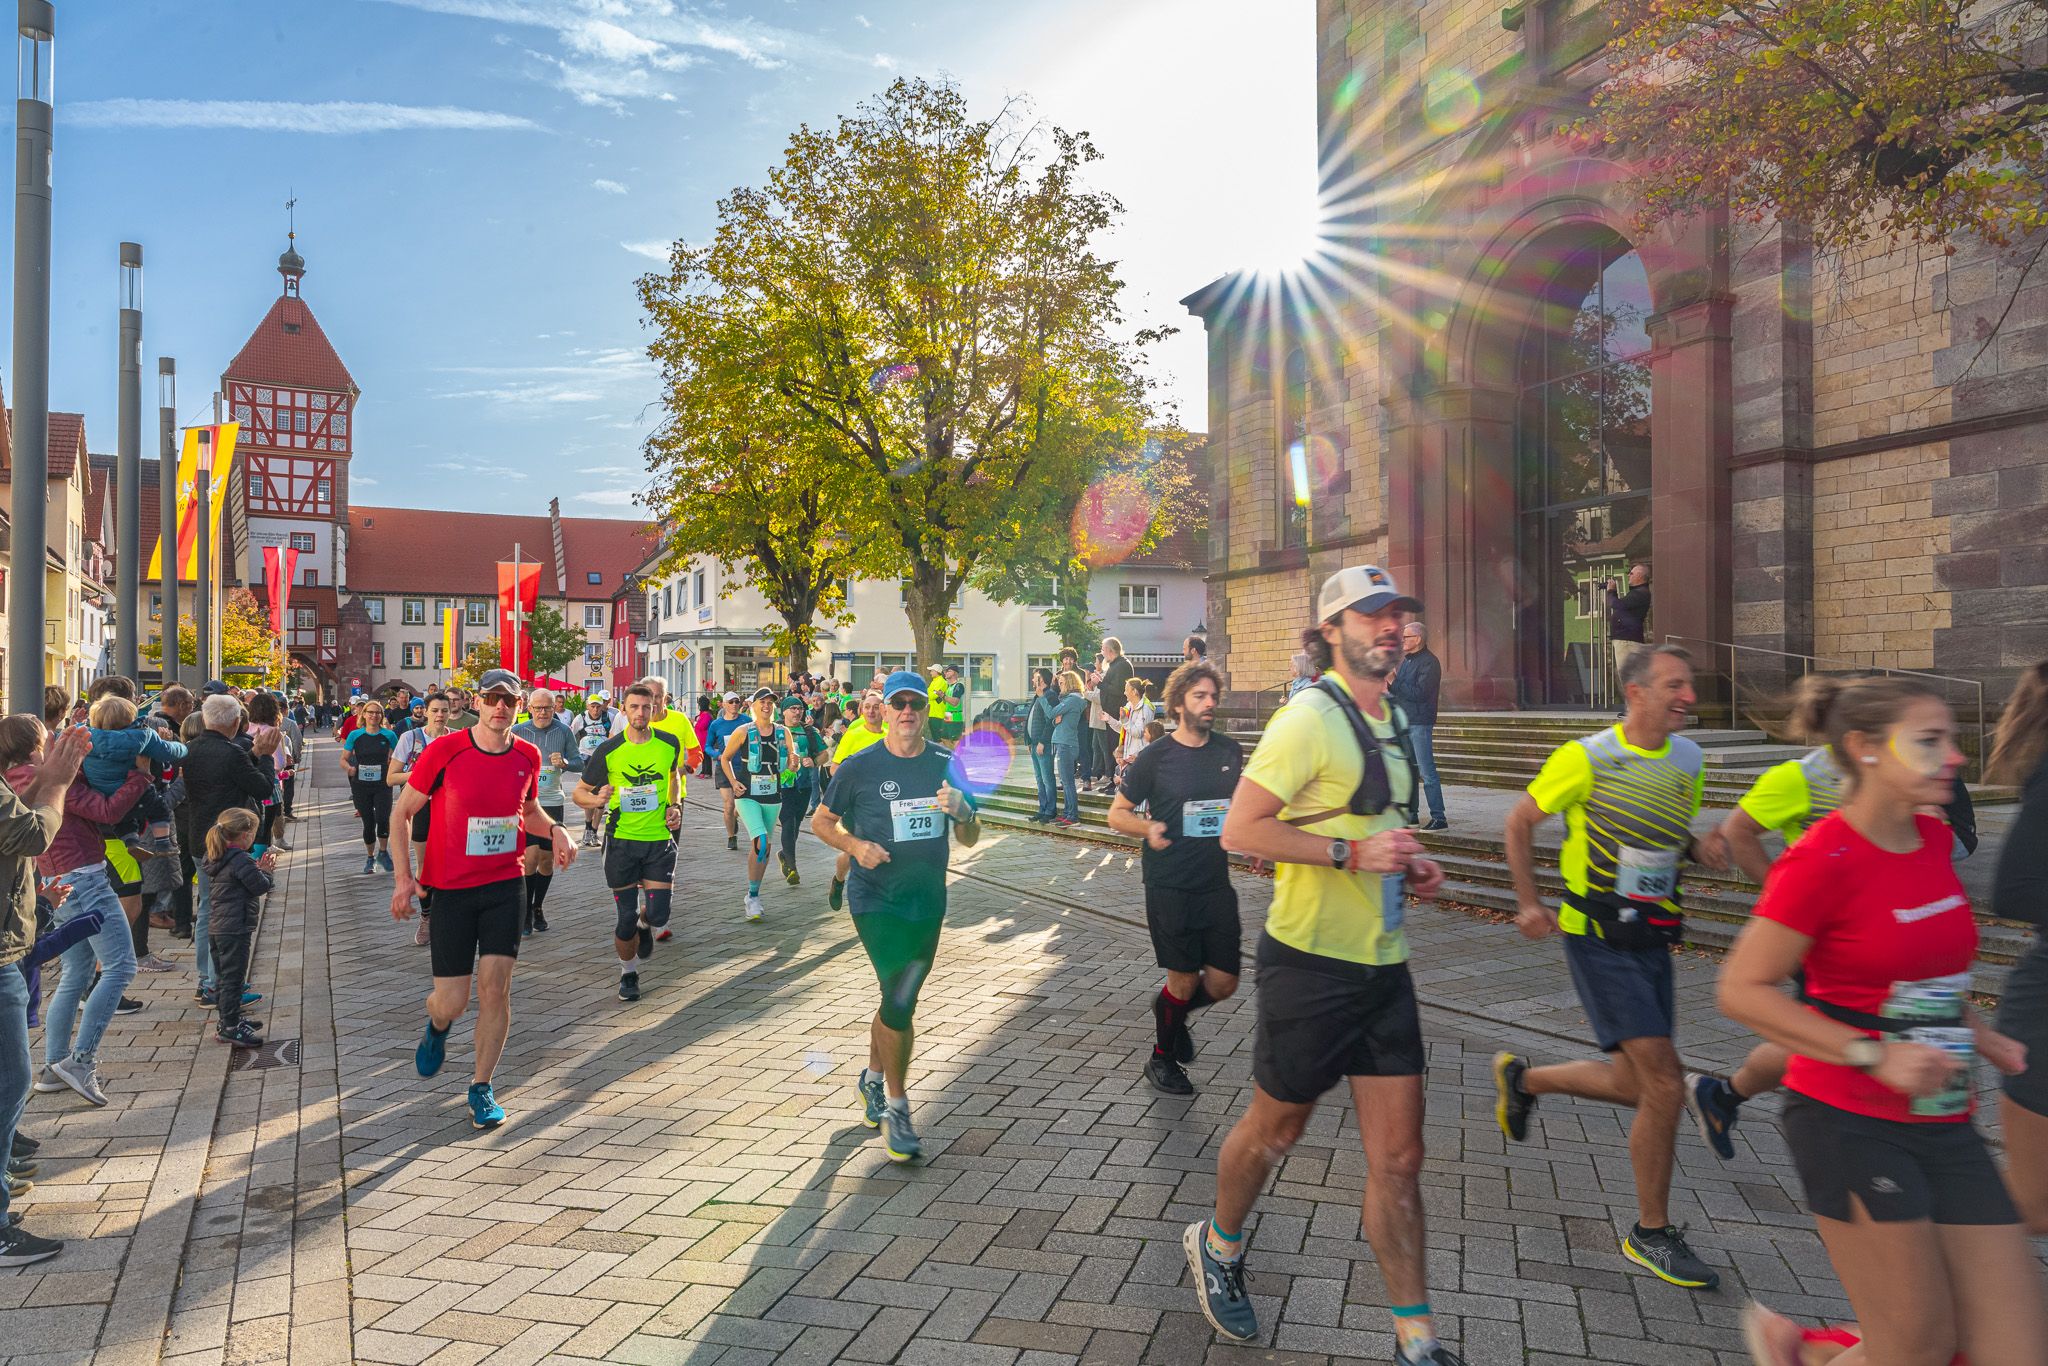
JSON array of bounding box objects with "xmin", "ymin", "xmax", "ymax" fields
[
  {"xmin": 7, "ymin": 1, "xmax": 54, "ymax": 713},
  {"xmin": 115, "ymin": 242, "xmax": 141, "ymax": 679},
  {"xmin": 158, "ymin": 358, "xmax": 179, "ymax": 686},
  {"xmin": 194, "ymin": 426, "xmax": 213, "ymax": 689}
]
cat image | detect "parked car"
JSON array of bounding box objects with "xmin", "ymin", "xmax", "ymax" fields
[{"xmin": 974, "ymin": 699, "xmax": 1031, "ymax": 739}]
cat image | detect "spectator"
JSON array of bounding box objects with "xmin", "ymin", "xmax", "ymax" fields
[
  {"xmin": 1607, "ymin": 561, "xmax": 1651, "ymax": 716},
  {"xmin": 182, "ymin": 695, "xmax": 281, "ymax": 1009},
  {"xmin": 1183, "ymin": 634, "xmax": 1207, "ymax": 662},
  {"xmin": 1048, "ymin": 670, "xmax": 1092, "ymax": 826},
  {"xmin": 1094, "ymin": 638, "xmax": 1132, "ymax": 791},
  {"xmin": 1390, "ymin": 621, "xmax": 1447, "ymax": 830},
  {"xmin": 246, "ymin": 692, "xmax": 290, "ymax": 851},
  {"xmin": 1286, "ymin": 651, "xmax": 1317, "ymax": 700},
  {"xmin": 1026, "ymin": 668, "xmax": 1057, "ymax": 823}
]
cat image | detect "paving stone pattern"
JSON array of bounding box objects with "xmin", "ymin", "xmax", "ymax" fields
[{"xmin": 4, "ymin": 741, "xmax": 2038, "ymax": 1363}]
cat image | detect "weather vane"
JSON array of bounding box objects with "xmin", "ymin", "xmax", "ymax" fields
[{"xmin": 285, "ymin": 189, "xmax": 297, "ymax": 245}]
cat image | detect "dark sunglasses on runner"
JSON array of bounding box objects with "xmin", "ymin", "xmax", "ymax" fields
[{"xmin": 886, "ymin": 695, "xmax": 928, "ymax": 712}]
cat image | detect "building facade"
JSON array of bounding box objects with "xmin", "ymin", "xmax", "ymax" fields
[{"xmin": 1188, "ymin": 0, "xmax": 2048, "ymax": 715}]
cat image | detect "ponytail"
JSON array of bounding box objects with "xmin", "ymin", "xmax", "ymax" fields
[{"xmin": 206, "ymin": 808, "xmax": 261, "ymax": 863}]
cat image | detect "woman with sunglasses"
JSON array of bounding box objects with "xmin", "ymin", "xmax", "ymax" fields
[{"xmin": 721, "ymin": 688, "xmax": 790, "ymax": 924}]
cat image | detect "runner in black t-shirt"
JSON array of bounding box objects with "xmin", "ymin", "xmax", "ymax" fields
[
  {"xmin": 813, "ymin": 670, "xmax": 978, "ymax": 1163},
  {"xmin": 1107, "ymin": 660, "xmax": 1243, "ymax": 1096}
]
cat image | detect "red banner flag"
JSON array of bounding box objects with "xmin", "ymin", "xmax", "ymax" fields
[
  {"xmin": 262, "ymin": 544, "xmax": 300, "ymax": 635},
  {"xmin": 496, "ymin": 560, "xmax": 542, "ymax": 681}
]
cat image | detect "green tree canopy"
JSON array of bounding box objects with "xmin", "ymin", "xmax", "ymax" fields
[{"xmin": 524, "ymin": 603, "xmax": 585, "ymax": 680}]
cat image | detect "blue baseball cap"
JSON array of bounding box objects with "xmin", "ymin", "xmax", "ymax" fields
[{"xmin": 881, "ymin": 670, "xmax": 927, "ymax": 702}]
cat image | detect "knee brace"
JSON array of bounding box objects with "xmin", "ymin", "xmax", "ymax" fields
[
  {"xmin": 612, "ymin": 886, "xmax": 642, "ymax": 941},
  {"xmin": 643, "ymin": 887, "xmax": 672, "ymax": 929}
]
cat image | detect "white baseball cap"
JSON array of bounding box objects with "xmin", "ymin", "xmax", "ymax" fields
[{"xmin": 1316, "ymin": 564, "xmax": 1422, "ymax": 622}]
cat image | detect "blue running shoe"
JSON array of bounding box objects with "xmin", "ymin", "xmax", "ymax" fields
[
  {"xmin": 376, "ymin": 851, "xmax": 395, "ymax": 874},
  {"xmin": 242, "ymin": 989, "xmax": 262, "ymax": 1005},
  {"xmin": 467, "ymin": 1082, "xmax": 505, "ymax": 1130},
  {"xmin": 1183, "ymin": 1220, "xmax": 1257, "ymax": 1343},
  {"xmin": 856, "ymin": 1068, "xmax": 886, "ymax": 1128},
  {"xmin": 416, "ymin": 1019, "xmax": 448, "ymax": 1077},
  {"xmin": 1684, "ymin": 1071, "xmax": 1739, "ymax": 1161},
  {"xmin": 882, "ymin": 1101, "xmax": 922, "ymax": 1162}
]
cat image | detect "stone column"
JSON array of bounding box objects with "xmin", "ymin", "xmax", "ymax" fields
[{"xmin": 1646, "ymin": 295, "xmax": 1736, "ymax": 702}]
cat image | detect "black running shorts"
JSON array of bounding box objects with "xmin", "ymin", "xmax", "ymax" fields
[
  {"xmin": 1251, "ymin": 933, "xmax": 1424, "ymax": 1102},
  {"xmin": 523, "ymin": 805, "xmax": 565, "ymax": 850},
  {"xmin": 427, "ymin": 877, "xmax": 523, "ymax": 978},
  {"xmin": 604, "ymin": 836, "xmax": 676, "ymax": 888},
  {"xmin": 1781, "ymin": 1092, "xmax": 2017, "ymax": 1225},
  {"xmin": 1145, "ymin": 883, "xmax": 1242, "ymax": 976}
]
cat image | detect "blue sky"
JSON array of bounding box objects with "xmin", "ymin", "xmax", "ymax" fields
[{"xmin": 20, "ymin": 1, "xmax": 1314, "ymax": 515}]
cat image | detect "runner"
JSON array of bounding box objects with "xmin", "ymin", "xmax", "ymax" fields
[
  {"xmin": 569, "ymin": 692, "xmax": 617, "ymax": 847},
  {"xmin": 511, "ymin": 689, "xmax": 574, "ymax": 937},
  {"xmin": 1105, "ymin": 659, "xmax": 1241, "ymax": 1096},
  {"xmin": 1495, "ymin": 643, "xmax": 1725, "ymax": 1290},
  {"xmin": 573, "ymin": 682, "xmax": 684, "ymax": 1003},
  {"xmin": 812, "ymin": 670, "xmax": 978, "ymax": 1162},
  {"xmin": 389, "ymin": 669, "xmax": 576, "ymax": 1129},
  {"xmin": 721, "ymin": 688, "xmax": 787, "ymax": 923},
  {"xmin": 1182, "ymin": 567, "xmax": 1457, "ymax": 1363},
  {"xmin": 776, "ymin": 696, "xmax": 826, "ymax": 885},
  {"xmin": 1988, "ymin": 660, "xmax": 2048, "ymax": 1235},
  {"xmin": 389, "ymin": 693, "xmax": 452, "ymax": 947},
  {"xmin": 1720, "ymin": 676, "xmax": 2047, "ymax": 1365},
  {"xmin": 642, "ymin": 676, "xmax": 703, "ymax": 938},
  {"xmin": 340, "ymin": 701, "xmax": 398, "ymax": 874},
  {"xmin": 826, "ymin": 690, "xmax": 887, "ymax": 910},
  {"xmin": 704, "ymin": 692, "xmax": 747, "ymax": 851}
]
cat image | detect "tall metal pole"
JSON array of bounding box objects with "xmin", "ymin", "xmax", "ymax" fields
[
  {"xmin": 158, "ymin": 359, "xmax": 179, "ymax": 687},
  {"xmin": 209, "ymin": 393, "xmax": 222, "ymax": 682},
  {"xmin": 115, "ymin": 243, "xmax": 141, "ymax": 679},
  {"xmin": 194, "ymin": 428, "xmax": 211, "ymax": 689},
  {"xmin": 8, "ymin": 2, "xmax": 54, "ymax": 714}
]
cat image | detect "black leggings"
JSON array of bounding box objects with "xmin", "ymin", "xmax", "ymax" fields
[
  {"xmin": 779, "ymin": 783, "xmax": 812, "ymax": 863},
  {"xmin": 352, "ymin": 781, "xmax": 391, "ymax": 847}
]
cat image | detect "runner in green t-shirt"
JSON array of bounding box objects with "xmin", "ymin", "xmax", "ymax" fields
[{"xmin": 573, "ymin": 682, "xmax": 683, "ymax": 1003}]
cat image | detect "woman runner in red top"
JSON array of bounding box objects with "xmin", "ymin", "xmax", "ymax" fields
[{"xmin": 1719, "ymin": 677, "xmax": 2043, "ymax": 1366}]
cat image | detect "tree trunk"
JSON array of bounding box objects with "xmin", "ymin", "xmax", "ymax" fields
[
  {"xmin": 782, "ymin": 613, "xmax": 811, "ymax": 677},
  {"xmin": 904, "ymin": 562, "xmax": 954, "ymax": 674}
]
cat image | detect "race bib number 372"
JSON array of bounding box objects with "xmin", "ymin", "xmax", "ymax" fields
[{"xmin": 466, "ymin": 816, "xmax": 518, "ymax": 857}]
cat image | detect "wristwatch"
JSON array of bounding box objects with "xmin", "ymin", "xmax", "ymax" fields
[
  {"xmin": 1843, "ymin": 1037, "xmax": 1884, "ymax": 1072},
  {"xmin": 1329, "ymin": 839, "xmax": 1351, "ymax": 872}
]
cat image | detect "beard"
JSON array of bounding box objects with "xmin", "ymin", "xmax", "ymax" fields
[{"xmin": 1181, "ymin": 710, "xmax": 1213, "ymax": 738}]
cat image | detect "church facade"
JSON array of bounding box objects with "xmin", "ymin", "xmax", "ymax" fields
[{"xmin": 1186, "ymin": 0, "xmax": 2048, "ymax": 717}]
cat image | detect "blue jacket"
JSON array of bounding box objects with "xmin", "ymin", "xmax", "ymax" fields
[
  {"xmin": 1048, "ymin": 692, "xmax": 1090, "ymax": 748},
  {"xmin": 84, "ymin": 722, "xmax": 187, "ymax": 797},
  {"xmin": 1026, "ymin": 692, "xmax": 1055, "ymax": 743}
]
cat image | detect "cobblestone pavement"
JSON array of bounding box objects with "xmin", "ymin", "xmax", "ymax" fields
[{"xmin": 3, "ymin": 743, "xmax": 2039, "ymax": 1364}]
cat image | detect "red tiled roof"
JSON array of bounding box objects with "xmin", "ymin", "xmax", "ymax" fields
[
  {"xmin": 223, "ymin": 292, "xmax": 358, "ymax": 394},
  {"xmin": 4, "ymin": 409, "xmax": 84, "ymax": 483},
  {"xmin": 88, "ymin": 452, "xmax": 163, "ymax": 552},
  {"xmin": 83, "ymin": 455, "xmax": 108, "ymax": 539},
  {"xmin": 345, "ymin": 506, "xmax": 655, "ymax": 600},
  {"xmin": 1122, "ymin": 522, "xmax": 1209, "ymax": 572}
]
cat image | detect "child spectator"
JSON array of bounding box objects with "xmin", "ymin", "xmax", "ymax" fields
[
  {"xmin": 85, "ymin": 694, "xmax": 184, "ymax": 851},
  {"xmin": 202, "ymin": 808, "xmax": 274, "ymax": 1048},
  {"xmin": 1143, "ymin": 719, "xmax": 1166, "ymax": 746}
]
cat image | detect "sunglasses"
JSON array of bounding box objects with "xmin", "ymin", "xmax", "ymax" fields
[
  {"xmin": 886, "ymin": 695, "xmax": 928, "ymax": 712},
  {"xmin": 477, "ymin": 693, "xmax": 519, "ymax": 708}
]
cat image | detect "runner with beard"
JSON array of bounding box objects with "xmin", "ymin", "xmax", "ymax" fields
[
  {"xmin": 1106, "ymin": 659, "xmax": 1241, "ymax": 1096},
  {"xmin": 573, "ymin": 683, "xmax": 683, "ymax": 1003}
]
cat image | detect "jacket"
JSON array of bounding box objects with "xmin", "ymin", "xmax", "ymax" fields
[
  {"xmin": 183, "ymin": 731, "xmax": 275, "ymax": 840},
  {"xmin": 39, "ymin": 769, "xmax": 149, "ymax": 878},
  {"xmin": 0, "ymin": 780, "xmax": 62, "ymax": 968},
  {"xmin": 1096, "ymin": 654, "xmax": 1133, "ymax": 719},
  {"xmin": 1388, "ymin": 647, "xmax": 1442, "ymax": 727},
  {"xmin": 1026, "ymin": 692, "xmax": 1055, "ymax": 743},
  {"xmin": 1049, "ymin": 692, "xmax": 1090, "ymax": 747},
  {"xmin": 1607, "ymin": 584, "xmax": 1651, "ymax": 643},
  {"xmin": 203, "ymin": 846, "xmax": 273, "ymax": 936}
]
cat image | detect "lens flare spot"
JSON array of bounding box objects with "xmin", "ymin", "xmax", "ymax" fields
[
  {"xmin": 868, "ymin": 361, "xmax": 919, "ymax": 394},
  {"xmin": 955, "ymin": 725, "xmax": 1014, "ymax": 798},
  {"xmin": 1423, "ymin": 69, "xmax": 1480, "ymax": 136},
  {"xmin": 1071, "ymin": 477, "xmax": 1155, "ymax": 568},
  {"xmin": 803, "ymin": 1050, "xmax": 833, "ymax": 1077}
]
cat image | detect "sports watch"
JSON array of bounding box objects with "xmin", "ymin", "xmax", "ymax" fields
[
  {"xmin": 1329, "ymin": 839, "xmax": 1352, "ymax": 871},
  {"xmin": 1842, "ymin": 1037, "xmax": 1884, "ymax": 1072}
]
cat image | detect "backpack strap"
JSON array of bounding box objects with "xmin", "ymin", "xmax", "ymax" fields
[{"xmin": 1311, "ymin": 678, "xmax": 1420, "ymax": 827}]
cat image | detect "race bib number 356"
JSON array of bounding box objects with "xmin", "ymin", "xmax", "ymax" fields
[
  {"xmin": 619, "ymin": 784, "xmax": 661, "ymax": 813},
  {"xmin": 466, "ymin": 816, "xmax": 518, "ymax": 857},
  {"xmin": 891, "ymin": 796, "xmax": 944, "ymax": 842}
]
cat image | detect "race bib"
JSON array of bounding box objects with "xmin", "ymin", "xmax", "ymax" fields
[
  {"xmin": 619, "ymin": 784, "xmax": 661, "ymax": 813},
  {"xmin": 1381, "ymin": 874, "xmax": 1407, "ymax": 934},
  {"xmin": 535, "ymin": 766, "xmax": 561, "ymax": 801},
  {"xmin": 891, "ymin": 796, "xmax": 945, "ymax": 842},
  {"xmin": 749, "ymin": 772, "xmax": 778, "ymax": 797},
  {"xmin": 579, "ymin": 732, "xmax": 604, "ymax": 756},
  {"xmin": 356, "ymin": 763, "xmax": 383, "ymax": 783},
  {"xmin": 1182, "ymin": 797, "xmax": 1229, "ymax": 839},
  {"xmin": 1615, "ymin": 845, "xmax": 1678, "ymax": 902},
  {"xmin": 1884, "ymin": 973, "xmax": 1975, "ymax": 1117},
  {"xmin": 465, "ymin": 816, "xmax": 518, "ymax": 857}
]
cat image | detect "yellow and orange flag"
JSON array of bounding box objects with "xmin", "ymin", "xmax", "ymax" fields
[{"xmin": 146, "ymin": 423, "xmax": 239, "ymax": 582}]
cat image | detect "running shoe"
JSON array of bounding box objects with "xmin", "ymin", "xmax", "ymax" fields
[
  {"xmin": 193, "ymin": 986, "xmax": 216, "ymax": 1007},
  {"xmin": 7, "ymin": 1157, "xmax": 36, "ymax": 1179},
  {"xmin": 618, "ymin": 972, "xmax": 640, "ymax": 1002},
  {"xmin": 882, "ymin": 1103, "xmax": 922, "ymax": 1162},
  {"xmin": 31, "ymin": 1067, "xmax": 63, "ymax": 1094},
  {"xmin": 376, "ymin": 851, "xmax": 394, "ymax": 873},
  {"xmin": 242, "ymin": 989, "xmax": 262, "ymax": 1005},
  {"xmin": 114, "ymin": 997, "xmax": 145, "ymax": 1015},
  {"xmin": 780, "ymin": 853, "xmax": 799, "ymax": 886},
  {"xmin": 1684, "ymin": 1071, "xmax": 1740, "ymax": 1161},
  {"xmin": 11, "ymin": 1130, "xmax": 39, "ymax": 1158},
  {"xmin": 137, "ymin": 953, "xmax": 176, "ymax": 973},
  {"xmin": 1144, "ymin": 1054, "xmax": 1195, "ymax": 1096},
  {"xmin": 636, "ymin": 920, "xmax": 653, "ymax": 960},
  {"xmin": 1182, "ymin": 1220, "xmax": 1257, "ymax": 1343},
  {"xmin": 532, "ymin": 912, "xmax": 549, "ymax": 933},
  {"xmin": 49, "ymin": 1057, "xmax": 108, "ymax": 1107},
  {"xmin": 416, "ymin": 1019, "xmax": 448, "ymax": 1078},
  {"xmin": 216, "ymin": 1022, "xmax": 263, "ymax": 1049},
  {"xmin": 727, "ymin": 834, "xmax": 738, "ymax": 851},
  {"xmin": 1621, "ymin": 1223, "xmax": 1720, "ymax": 1290},
  {"xmin": 0, "ymin": 1223, "xmax": 62, "ymax": 1268},
  {"xmin": 1396, "ymin": 1346, "xmax": 1468, "ymax": 1366},
  {"xmin": 654, "ymin": 927, "xmax": 672, "ymax": 942},
  {"xmin": 271, "ymin": 835, "xmax": 294, "ymax": 852},
  {"xmin": 414, "ymin": 916, "xmax": 431, "ymax": 947},
  {"xmin": 362, "ymin": 856, "xmax": 376, "ymax": 875},
  {"xmin": 829, "ymin": 878, "xmax": 844, "ymax": 911},
  {"xmin": 1492, "ymin": 1053, "xmax": 1536, "ymax": 1142},
  {"xmin": 3, "ymin": 1173, "xmax": 28, "ymax": 1198},
  {"xmin": 1054, "ymin": 816, "xmax": 1077, "ymax": 827},
  {"xmin": 467, "ymin": 1082, "xmax": 505, "ymax": 1130},
  {"xmin": 1422, "ymin": 817, "xmax": 1449, "ymax": 832},
  {"xmin": 856, "ymin": 1068, "xmax": 886, "ymax": 1128},
  {"xmin": 745, "ymin": 895, "xmax": 764, "ymax": 923}
]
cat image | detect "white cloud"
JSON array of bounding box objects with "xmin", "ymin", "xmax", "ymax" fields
[
  {"xmin": 871, "ymin": 53, "xmax": 896, "ymax": 70},
  {"xmin": 572, "ymin": 488, "xmax": 640, "ymax": 506},
  {"xmin": 432, "ymin": 460, "xmax": 529, "ymax": 479},
  {"xmin": 620, "ymin": 239, "xmax": 670, "ymax": 261},
  {"xmin": 432, "ymin": 346, "xmax": 652, "ymax": 405},
  {"xmin": 593, "ymin": 177, "xmax": 630, "ymax": 194},
  {"xmin": 355, "ymin": 476, "xmax": 380, "ymax": 486},
  {"xmin": 854, "ymin": 14, "xmax": 872, "ymax": 28},
  {"xmin": 71, "ymin": 99, "xmax": 542, "ymax": 134}
]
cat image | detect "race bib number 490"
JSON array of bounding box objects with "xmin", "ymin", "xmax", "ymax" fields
[
  {"xmin": 465, "ymin": 816, "xmax": 518, "ymax": 857},
  {"xmin": 1181, "ymin": 797, "xmax": 1229, "ymax": 839},
  {"xmin": 891, "ymin": 796, "xmax": 944, "ymax": 842},
  {"xmin": 619, "ymin": 784, "xmax": 661, "ymax": 813},
  {"xmin": 1615, "ymin": 845, "xmax": 1678, "ymax": 902}
]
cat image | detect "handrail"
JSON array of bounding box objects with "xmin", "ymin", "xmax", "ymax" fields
[{"xmin": 1662, "ymin": 635, "xmax": 1987, "ymax": 782}]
